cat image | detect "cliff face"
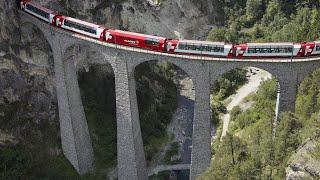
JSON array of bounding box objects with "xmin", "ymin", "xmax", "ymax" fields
[
  {"xmin": 0, "ymin": 0, "xmax": 57, "ymax": 145},
  {"xmin": 0, "ymin": 2, "xmax": 61, "ymax": 178},
  {"xmin": 286, "ymin": 133, "xmax": 320, "ymax": 179},
  {"xmin": 0, "ymin": 0, "xmax": 220, "ymax": 178},
  {"xmin": 0, "ymin": 0, "xmax": 222, "ymax": 144},
  {"xmin": 39, "ymin": 0, "xmax": 222, "ymax": 39}
]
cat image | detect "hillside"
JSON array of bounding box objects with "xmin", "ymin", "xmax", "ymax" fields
[
  {"xmin": 202, "ymin": 1, "xmax": 320, "ymax": 179},
  {"xmin": 0, "ymin": 0, "xmax": 220, "ymax": 179},
  {"xmin": 207, "ymin": 0, "xmax": 320, "ymax": 43}
]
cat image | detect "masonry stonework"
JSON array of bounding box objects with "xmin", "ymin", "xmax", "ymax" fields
[
  {"xmin": 114, "ymin": 56, "xmax": 148, "ymax": 180},
  {"xmin": 63, "ymin": 55, "xmax": 94, "ymax": 174},
  {"xmin": 20, "ymin": 12, "xmax": 320, "ymax": 180}
]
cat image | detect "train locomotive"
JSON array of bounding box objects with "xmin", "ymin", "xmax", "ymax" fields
[{"xmin": 18, "ymin": 0, "xmax": 320, "ymax": 59}]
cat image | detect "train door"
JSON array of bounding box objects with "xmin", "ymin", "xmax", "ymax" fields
[
  {"xmin": 165, "ymin": 39, "xmax": 178, "ymax": 53},
  {"xmin": 53, "ymin": 15, "xmax": 65, "ymax": 27},
  {"xmin": 234, "ymin": 44, "xmax": 247, "ymax": 58},
  {"xmin": 305, "ymin": 42, "xmax": 315, "ymax": 56}
]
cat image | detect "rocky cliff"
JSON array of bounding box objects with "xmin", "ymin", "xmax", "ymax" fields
[
  {"xmin": 0, "ymin": 0, "xmax": 220, "ymax": 142},
  {"xmin": 0, "ymin": 0, "xmax": 223, "ymax": 142},
  {"xmin": 286, "ymin": 131, "xmax": 320, "ymax": 179},
  {"xmin": 0, "ymin": 0, "xmax": 57, "ymax": 146},
  {"xmin": 0, "ymin": 0, "xmax": 221, "ymax": 178},
  {"xmin": 39, "ymin": 0, "xmax": 222, "ymax": 39}
]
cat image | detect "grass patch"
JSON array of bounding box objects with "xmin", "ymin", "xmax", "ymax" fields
[{"xmin": 311, "ymin": 143, "xmax": 320, "ymax": 159}]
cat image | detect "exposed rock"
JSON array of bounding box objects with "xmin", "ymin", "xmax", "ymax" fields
[
  {"xmin": 0, "ymin": 0, "xmax": 221, "ymax": 178},
  {"xmin": 0, "ymin": 0, "xmax": 57, "ymax": 151},
  {"xmin": 286, "ymin": 134, "xmax": 320, "ymax": 180},
  {"xmin": 290, "ymin": 163, "xmax": 303, "ymax": 172},
  {"xmin": 31, "ymin": 0, "xmax": 222, "ymax": 40},
  {"xmin": 0, "ymin": 130, "xmax": 18, "ymax": 146}
]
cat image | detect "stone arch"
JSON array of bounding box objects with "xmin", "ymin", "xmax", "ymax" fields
[
  {"xmin": 19, "ymin": 21, "xmax": 55, "ymax": 71},
  {"xmin": 295, "ymin": 61, "xmax": 320, "ymax": 90},
  {"xmin": 129, "ymin": 54, "xmax": 198, "ymax": 81},
  {"xmin": 209, "ymin": 62, "xmax": 278, "ymax": 140},
  {"xmin": 78, "ymin": 64, "xmax": 117, "ymax": 177},
  {"xmin": 133, "ymin": 59, "xmax": 195, "ymax": 176},
  {"xmin": 61, "ymin": 43, "xmax": 118, "ymax": 177},
  {"xmin": 295, "ymin": 62, "xmax": 320, "ymax": 116},
  {"xmin": 62, "ymin": 43, "xmax": 117, "ymax": 72},
  {"xmin": 208, "ymin": 62, "xmax": 280, "ymax": 83},
  {"xmin": 19, "ymin": 13, "xmax": 56, "ymax": 52}
]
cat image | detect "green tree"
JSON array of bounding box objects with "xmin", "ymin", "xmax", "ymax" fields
[
  {"xmin": 246, "ymin": 0, "xmax": 264, "ymax": 23},
  {"xmin": 230, "ymin": 106, "xmax": 242, "ymax": 122},
  {"xmin": 207, "ymin": 28, "xmax": 226, "ymax": 41},
  {"xmin": 273, "ymin": 112, "xmax": 302, "ymax": 178},
  {"xmin": 0, "ymin": 146, "xmax": 29, "ymax": 179},
  {"xmin": 309, "ymin": 8, "xmax": 320, "ymax": 40},
  {"xmin": 225, "ymin": 20, "xmax": 242, "ymax": 43}
]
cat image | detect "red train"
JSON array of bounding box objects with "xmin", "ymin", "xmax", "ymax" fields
[{"xmin": 19, "ymin": 0, "xmax": 320, "ymax": 58}]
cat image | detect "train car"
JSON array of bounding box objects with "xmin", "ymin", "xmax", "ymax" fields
[
  {"xmin": 166, "ymin": 39, "xmax": 179, "ymax": 53},
  {"xmin": 20, "ymin": 0, "xmax": 57, "ymax": 24},
  {"xmin": 105, "ymin": 29, "xmax": 166, "ymax": 52},
  {"xmin": 235, "ymin": 43, "xmax": 305, "ymax": 58},
  {"xmin": 171, "ymin": 40, "xmax": 234, "ymax": 57},
  {"xmin": 55, "ymin": 16, "xmax": 107, "ymax": 40},
  {"xmin": 20, "ymin": 0, "xmax": 320, "ymax": 59},
  {"xmin": 305, "ymin": 41, "xmax": 320, "ymax": 56}
]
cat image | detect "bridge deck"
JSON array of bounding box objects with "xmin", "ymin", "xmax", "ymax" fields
[{"xmin": 20, "ymin": 11, "xmax": 320, "ymax": 63}]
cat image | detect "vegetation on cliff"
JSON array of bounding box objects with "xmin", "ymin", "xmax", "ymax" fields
[
  {"xmin": 78, "ymin": 65, "xmax": 117, "ymax": 172},
  {"xmin": 211, "ymin": 68, "xmax": 248, "ymax": 125},
  {"xmin": 76, "ymin": 61, "xmax": 177, "ymax": 177},
  {"xmin": 135, "ymin": 61, "xmax": 178, "ymax": 163},
  {"xmin": 202, "ymin": 68, "xmax": 320, "ymax": 179},
  {"xmin": 201, "ymin": 1, "xmax": 320, "ymax": 179},
  {"xmin": 208, "ymin": 0, "xmax": 320, "ymax": 43}
]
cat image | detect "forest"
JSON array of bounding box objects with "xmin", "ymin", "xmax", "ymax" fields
[
  {"xmin": 201, "ymin": 0, "xmax": 320, "ymax": 179},
  {"xmin": 208, "ymin": 0, "xmax": 320, "ymax": 43}
]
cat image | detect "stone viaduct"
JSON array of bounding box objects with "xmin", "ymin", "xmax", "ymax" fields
[{"xmin": 19, "ymin": 11, "xmax": 320, "ymax": 180}]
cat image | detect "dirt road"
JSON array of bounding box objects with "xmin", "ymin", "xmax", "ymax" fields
[{"xmin": 220, "ymin": 68, "xmax": 271, "ymax": 140}]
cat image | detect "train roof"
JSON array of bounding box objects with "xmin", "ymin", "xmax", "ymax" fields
[
  {"xmin": 178, "ymin": 40, "xmax": 229, "ymax": 45},
  {"xmin": 246, "ymin": 42, "xmax": 296, "ymax": 46},
  {"xmin": 65, "ymin": 17, "xmax": 103, "ymax": 28},
  {"xmin": 28, "ymin": 1, "xmax": 56, "ymax": 14},
  {"xmin": 112, "ymin": 30, "xmax": 166, "ymax": 40}
]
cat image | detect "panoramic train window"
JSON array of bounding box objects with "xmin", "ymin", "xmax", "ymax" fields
[
  {"xmin": 187, "ymin": 44, "xmax": 194, "ymax": 50},
  {"xmin": 145, "ymin": 39, "xmax": 160, "ymax": 46},
  {"xmin": 26, "ymin": 4, "xmax": 49, "ymax": 19},
  {"xmin": 178, "ymin": 44, "xmax": 186, "ymax": 50},
  {"xmin": 64, "ymin": 20, "xmax": 97, "ymax": 34},
  {"xmin": 248, "ymin": 46, "xmax": 293, "ymax": 53},
  {"xmin": 195, "ymin": 45, "xmax": 201, "ymax": 51},
  {"xmin": 191, "ymin": 45, "xmax": 197, "ymax": 50},
  {"xmin": 206, "ymin": 45, "xmax": 224, "ymax": 52},
  {"xmin": 177, "ymin": 43, "xmax": 224, "ymax": 52}
]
